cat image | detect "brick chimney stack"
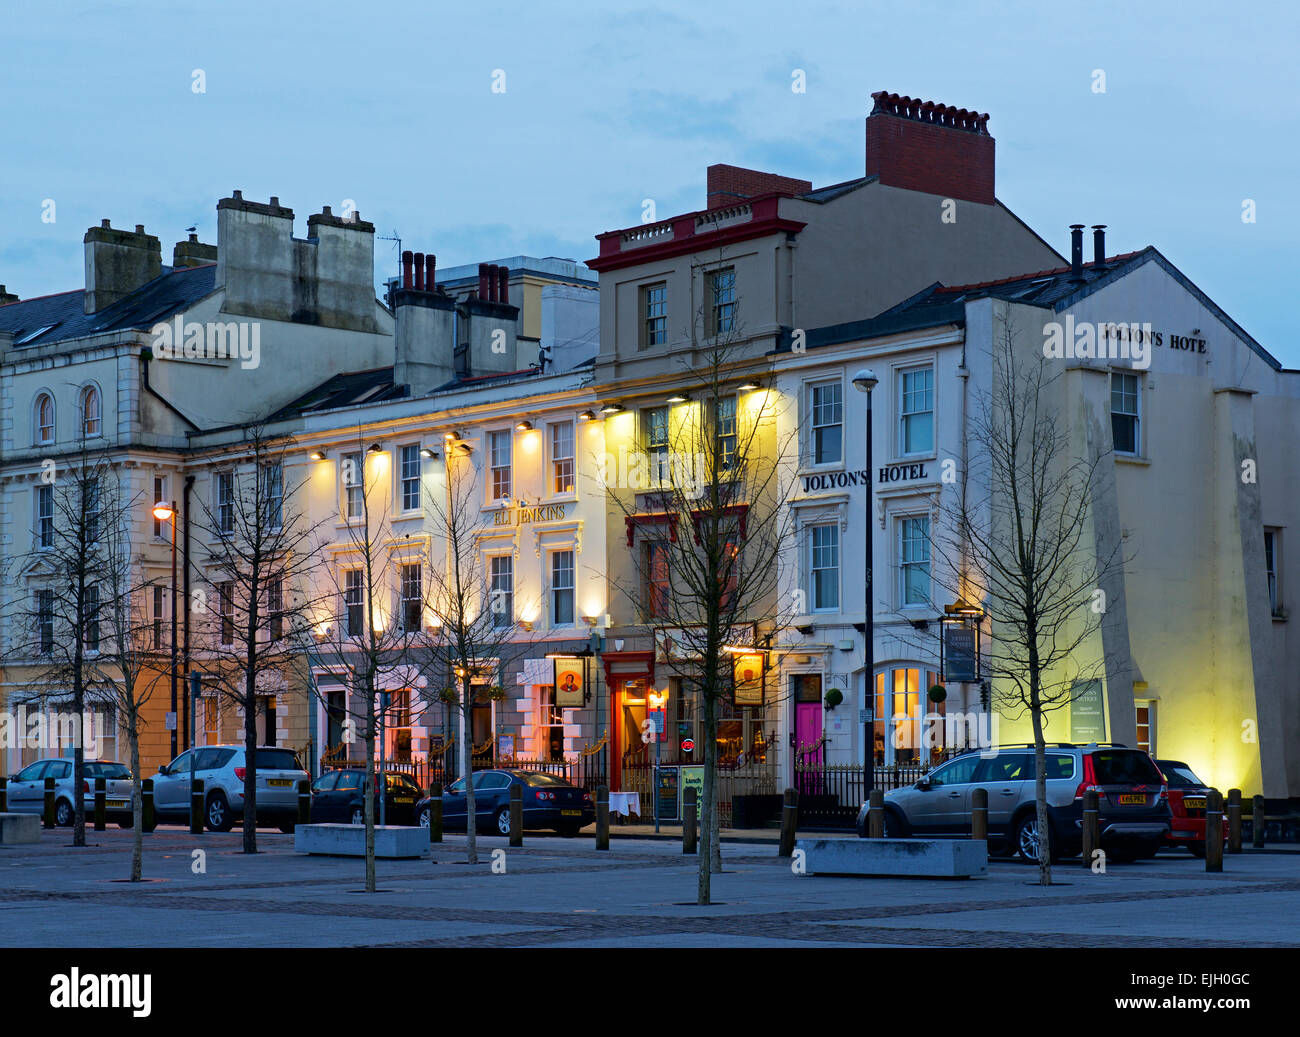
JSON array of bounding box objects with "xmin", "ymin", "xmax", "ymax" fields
[
  {"xmin": 83, "ymin": 219, "xmax": 162, "ymax": 313},
  {"xmin": 706, "ymin": 164, "xmax": 812, "ymax": 210},
  {"xmin": 865, "ymin": 92, "xmax": 995, "ymax": 205}
]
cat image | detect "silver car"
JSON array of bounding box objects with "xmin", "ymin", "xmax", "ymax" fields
[
  {"xmin": 5, "ymin": 758, "xmax": 135, "ymax": 827},
  {"xmin": 152, "ymin": 745, "xmax": 307, "ymax": 832},
  {"xmin": 857, "ymin": 743, "xmax": 1172, "ymax": 862}
]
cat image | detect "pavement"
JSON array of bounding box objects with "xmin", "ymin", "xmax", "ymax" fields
[{"xmin": 2, "ymin": 825, "xmax": 1298, "ymax": 947}]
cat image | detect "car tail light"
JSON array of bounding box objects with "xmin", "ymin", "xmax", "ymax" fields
[
  {"xmin": 234, "ymin": 767, "xmax": 246, "ymax": 781},
  {"xmin": 1159, "ymin": 784, "xmax": 1169, "ymax": 802},
  {"xmin": 536, "ymin": 790, "xmax": 555, "ymax": 801},
  {"xmin": 583, "ymin": 792, "xmax": 592, "ymax": 802},
  {"xmin": 1073, "ymin": 754, "xmax": 1100, "ymax": 801},
  {"xmin": 82, "ymin": 780, "xmax": 89, "ymax": 794}
]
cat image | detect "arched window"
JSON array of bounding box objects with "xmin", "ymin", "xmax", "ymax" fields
[
  {"xmin": 80, "ymin": 385, "xmax": 101, "ymax": 438},
  {"xmin": 34, "ymin": 393, "xmax": 55, "ymax": 445}
]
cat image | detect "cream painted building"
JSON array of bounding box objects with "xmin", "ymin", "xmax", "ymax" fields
[{"xmin": 774, "ymin": 226, "xmax": 1300, "ymax": 803}]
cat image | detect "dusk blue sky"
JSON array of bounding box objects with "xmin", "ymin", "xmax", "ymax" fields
[{"xmin": 3, "ymin": 1, "xmax": 1296, "ymax": 363}]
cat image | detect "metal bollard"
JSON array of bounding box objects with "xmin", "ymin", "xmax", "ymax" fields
[
  {"xmin": 971, "ymin": 787, "xmax": 988, "ymax": 842},
  {"xmin": 0, "ymin": 776, "xmax": 6, "ymax": 813},
  {"xmin": 595, "ymin": 786, "xmax": 609, "ymax": 851},
  {"xmin": 43, "ymin": 776, "xmax": 56, "ymax": 829},
  {"xmin": 777, "ymin": 787, "xmax": 799, "ymax": 857},
  {"xmin": 509, "ymin": 782, "xmax": 523, "ymax": 847},
  {"xmin": 867, "ymin": 788, "xmax": 884, "ymax": 839},
  {"xmin": 1227, "ymin": 788, "xmax": 1242, "ymax": 854},
  {"xmin": 297, "ymin": 780, "xmax": 311, "ymax": 826},
  {"xmin": 683, "ymin": 788, "xmax": 697, "ymax": 855},
  {"xmin": 94, "ymin": 777, "xmax": 106, "ymax": 832},
  {"xmin": 1205, "ymin": 788, "xmax": 1224, "ymax": 873},
  {"xmin": 1252, "ymin": 794, "xmax": 1266, "ymax": 849},
  {"xmin": 428, "ymin": 783, "xmax": 443, "ymax": 845},
  {"xmin": 1082, "ymin": 788, "xmax": 1100, "ymax": 868},
  {"xmin": 190, "ymin": 778, "xmax": 205, "ymax": 835},
  {"xmin": 142, "ymin": 778, "xmax": 156, "ymax": 833}
]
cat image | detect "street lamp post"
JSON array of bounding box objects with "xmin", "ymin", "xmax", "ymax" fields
[
  {"xmin": 153, "ymin": 500, "xmax": 179, "ymax": 759},
  {"xmin": 852, "ymin": 370, "xmax": 878, "ymax": 802}
]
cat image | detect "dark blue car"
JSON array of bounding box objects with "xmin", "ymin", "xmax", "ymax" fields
[{"xmin": 415, "ymin": 769, "xmax": 594, "ymax": 837}]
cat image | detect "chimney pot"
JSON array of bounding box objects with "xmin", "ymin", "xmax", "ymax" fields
[
  {"xmin": 414, "ymin": 252, "xmax": 425, "ymax": 292},
  {"xmin": 321, "ymin": 205, "xmax": 332, "ymax": 216},
  {"xmin": 135, "ymin": 224, "xmax": 145, "ymax": 235},
  {"xmin": 498, "ymin": 266, "xmax": 509, "ymax": 305},
  {"xmin": 269, "ymin": 196, "xmax": 279, "ymax": 207},
  {"xmin": 401, "ymin": 250, "xmax": 414, "ymax": 290},
  {"xmin": 232, "ymin": 190, "xmax": 243, "ymax": 200},
  {"xmin": 101, "ymin": 219, "xmax": 111, "ymax": 229},
  {"xmin": 1069, "ymin": 224, "xmax": 1085, "ymax": 281},
  {"xmin": 478, "ymin": 264, "xmax": 491, "ymax": 300},
  {"xmin": 425, "ymin": 254, "xmax": 436, "ymax": 291},
  {"xmin": 1092, "ymin": 224, "xmax": 1107, "ymax": 269}
]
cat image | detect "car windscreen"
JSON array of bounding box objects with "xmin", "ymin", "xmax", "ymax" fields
[
  {"xmin": 520, "ymin": 772, "xmax": 569, "ymax": 787},
  {"xmin": 1159, "ymin": 763, "xmax": 1202, "ymax": 788},
  {"xmin": 254, "ymin": 749, "xmax": 301, "ymax": 771},
  {"xmin": 1091, "ymin": 750, "xmax": 1164, "ymax": 785},
  {"xmin": 84, "ymin": 762, "xmax": 131, "ymax": 779},
  {"xmin": 385, "ymin": 774, "xmax": 421, "ymax": 791}
]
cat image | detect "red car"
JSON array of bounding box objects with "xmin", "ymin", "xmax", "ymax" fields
[{"xmin": 1157, "ymin": 759, "xmax": 1228, "ymax": 857}]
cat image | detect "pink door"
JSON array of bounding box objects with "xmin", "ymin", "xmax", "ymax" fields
[{"xmin": 795, "ymin": 700, "xmax": 824, "ymax": 796}]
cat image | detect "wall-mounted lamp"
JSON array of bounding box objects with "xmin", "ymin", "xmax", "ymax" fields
[
  {"xmin": 666, "ymin": 393, "xmax": 690, "ymax": 404},
  {"xmin": 599, "ymin": 402, "xmax": 624, "ymax": 414},
  {"xmin": 578, "ymin": 410, "xmax": 598, "ymax": 422},
  {"xmin": 366, "ymin": 442, "xmax": 383, "ymax": 454},
  {"xmin": 796, "ymin": 624, "xmax": 815, "ymax": 636},
  {"xmin": 309, "ymin": 450, "xmax": 326, "ymax": 461},
  {"xmin": 515, "ymin": 420, "xmax": 533, "ymax": 432},
  {"xmin": 419, "ymin": 447, "xmax": 438, "ymax": 459},
  {"xmin": 738, "ymin": 382, "xmax": 760, "ymax": 392}
]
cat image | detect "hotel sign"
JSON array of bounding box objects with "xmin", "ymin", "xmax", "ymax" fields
[{"xmin": 493, "ymin": 502, "xmax": 568, "ymax": 527}]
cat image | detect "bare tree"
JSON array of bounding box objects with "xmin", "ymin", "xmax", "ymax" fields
[
  {"xmin": 602, "ymin": 291, "xmax": 800, "ymax": 905},
  {"xmin": 190, "ymin": 427, "xmax": 325, "ymax": 853},
  {"xmin": 932, "ymin": 314, "xmax": 1126, "ymax": 885},
  {"xmin": 413, "ymin": 434, "xmax": 537, "ymax": 866},
  {"xmin": 10, "ymin": 438, "xmax": 121, "ymax": 846},
  {"xmin": 310, "ymin": 430, "xmax": 423, "ymax": 891}
]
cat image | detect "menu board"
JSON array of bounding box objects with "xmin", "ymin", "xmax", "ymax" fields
[{"xmin": 657, "ymin": 766, "xmax": 679, "ymax": 822}]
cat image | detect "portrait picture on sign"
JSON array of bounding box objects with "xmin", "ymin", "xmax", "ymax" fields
[
  {"xmin": 732, "ymin": 651, "xmax": 765, "ymax": 707},
  {"xmin": 554, "ymin": 657, "xmax": 584, "ymax": 707}
]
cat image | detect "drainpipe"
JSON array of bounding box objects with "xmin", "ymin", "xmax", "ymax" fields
[
  {"xmin": 957, "ymin": 332, "xmax": 971, "ymax": 716},
  {"xmin": 182, "ymin": 474, "xmax": 195, "ymax": 749}
]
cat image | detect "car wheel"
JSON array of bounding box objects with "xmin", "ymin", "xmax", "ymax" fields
[
  {"xmin": 55, "ymin": 799, "xmax": 74, "ymax": 827},
  {"xmin": 205, "ymin": 792, "xmax": 234, "ymax": 832},
  {"xmin": 278, "ymin": 822, "xmax": 295, "ymax": 834},
  {"xmin": 557, "ymin": 824, "xmax": 580, "ymax": 838},
  {"xmin": 417, "ymin": 808, "xmax": 429, "ymax": 829},
  {"xmin": 1014, "ymin": 814, "xmax": 1042, "ymax": 863},
  {"xmin": 1187, "ymin": 842, "xmax": 1207, "ymax": 859},
  {"xmin": 351, "ymin": 807, "xmax": 364, "ymax": 826},
  {"xmin": 117, "ymin": 819, "xmax": 134, "ymax": 829},
  {"xmin": 495, "ymin": 807, "xmax": 511, "ymax": 836}
]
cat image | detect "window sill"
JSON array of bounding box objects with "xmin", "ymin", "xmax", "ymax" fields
[
  {"xmin": 1272, "ymin": 611, "xmax": 1288, "ymax": 623},
  {"xmin": 1114, "ymin": 454, "xmax": 1151, "ymax": 466}
]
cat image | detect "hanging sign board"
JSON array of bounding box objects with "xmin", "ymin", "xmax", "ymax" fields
[
  {"xmin": 731, "ymin": 651, "xmax": 766, "ymax": 707},
  {"xmin": 553, "ymin": 657, "xmax": 585, "ymax": 708}
]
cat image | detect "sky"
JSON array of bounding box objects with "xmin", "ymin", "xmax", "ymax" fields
[{"xmin": 3, "ymin": 0, "xmax": 1297, "ymax": 363}]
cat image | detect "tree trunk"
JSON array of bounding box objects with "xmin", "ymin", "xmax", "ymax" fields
[
  {"xmin": 129, "ymin": 718, "xmax": 142, "ymax": 882},
  {"xmin": 72, "ymin": 634, "xmax": 86, "ymax": 847},
  {"xmin": 463, "ymin": 673, "xmax": 477, "ymax": 865},
  {"xmin": 242, "ymin": 682, "xmax": 258, "ymax": 854},
  {"xmin": 698, "ymin": 687, "xmax": 718, "ymax": 905},
  {"xmin": 1029, "ymin": 678, "xmax": 1051, "ymax": 886},
  {"xmin": 364, "ymin": 715, "xmax": 376, "ymax": 893}
]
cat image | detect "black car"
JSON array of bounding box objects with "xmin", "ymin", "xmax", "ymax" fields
[
  {"xmin": 415, "ymin": 769, "xmax": 594, "ymax": 837},
  {"xmin": 309, "ymin": 769, "xmax": 425, "ymax": 826}
]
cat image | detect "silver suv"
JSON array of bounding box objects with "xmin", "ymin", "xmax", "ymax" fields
[
  {"xmin": 5, "ymin": 758, "xmax": 134, "ymax": 827},
  {"xmin": 856, "ymin": 743, "xmax": 1172, "ymax": 863},
  {"xmin": 152, "ymin": 745, "xmax": 307, "ymax": 832}
]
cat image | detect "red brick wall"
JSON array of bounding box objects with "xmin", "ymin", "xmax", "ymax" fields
[
  {"xmin": 706, "ymin": 164, "xmax": 813, "ymax": 209},
  {"xmin": 866, "ymin": 112, "xmax": 995, "ymax": 205}
]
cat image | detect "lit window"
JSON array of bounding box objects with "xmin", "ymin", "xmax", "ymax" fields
[
  {"xmin": 715, "ymin": 396, "xmax": 737, "ymax": 470},
  {"xmin": 80, "ymin": 386, "xmax": 101, "ymax": 438},
  {"xmin": 35, "ymin": 393, "xmax": 55, "ymax": 445},
  {"xmin": 550, "ymin": 422, "xmax": 575, "ymax": 495},
  {"xmin": 342, "ymin": 454, "xmax": 363, "ymax": 520}
]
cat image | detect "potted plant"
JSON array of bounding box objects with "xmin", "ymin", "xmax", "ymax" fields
[
  {"xmin": 437, "ymin": 687, "xmax": 457, "ymax": 705},
  {"xmin": 928, "ymin": 683, "xmax": 947, "ymax": 704},
  {"xmin": 823, "ymin": 687, "xmax": 843, "ymax": 710},
  {"xmin": 487, "ymin": 685, "xmax": 508, "ymax": 702}
]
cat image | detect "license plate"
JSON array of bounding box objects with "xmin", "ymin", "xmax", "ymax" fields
[
  {"xmin": 560, "ymin": 809, "xmax": 581, "ymax": 816},
  {"xmin": 267, "ymin": 779, "xmax": 292, "ymax": 787},
  {"xmin": 394, "ymin": 797, "xmax": 413, "ymax": 805},
  {"xmin": 1184, "ymin": 797, "xmax": 1205, "ymax": 809},
  {"xmin": 107, "ymin": 800, "xmax": 128, "ymax": 809},
  {"xmin": 1118, "ymin": 794, "xmax": 1145, "ymax": 804}
]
